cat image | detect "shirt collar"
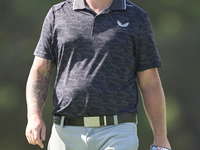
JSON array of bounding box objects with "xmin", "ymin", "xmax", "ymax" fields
[{"xmin": 73, "ymin": 0, "xmax": 126, "ymax": 10}]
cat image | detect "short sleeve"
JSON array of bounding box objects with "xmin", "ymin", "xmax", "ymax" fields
[
  {"xmin": 135, "ymin": 13, "xmax": 162, "ymax": 71},
  {"xmin": 34, "ymin": 8, "xmax": 55, "ymax": 62}
]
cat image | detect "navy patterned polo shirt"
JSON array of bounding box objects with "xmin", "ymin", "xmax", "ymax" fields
[{"xmin": 34, "ymin": 0, "xmax": 162, "ymax": 118}]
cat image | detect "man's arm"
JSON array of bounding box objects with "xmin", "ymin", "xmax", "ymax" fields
[
  {"xmin": 137, "ymin": 68, "xmax": 171, "ymax": 149},
  {"xmin": 25, "ymin": 56, "xmax": 54, "ymax": 149}
]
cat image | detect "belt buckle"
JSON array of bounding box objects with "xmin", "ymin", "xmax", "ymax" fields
[
  {"xmin": 83, "ymin": 116, "xmax": 100, "ymax": 127},
  {"xmin": 83, "ymin": 115, "xmax": 119, "ymax": 127}
]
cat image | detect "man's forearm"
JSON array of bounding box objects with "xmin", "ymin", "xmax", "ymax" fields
[
  {"xmin": 140, "ymin": 80, "xmax": 171, "ymax": 148},
  {"xmin": 26, "ymin": 58, "xmax": 54, "ymax": 118},
  {"xmin": 141, "ymin": 80, "xmax": 167, "ymax": 137},
  {"xmin": 25, "ymin": 57, "xmax": 54, "ymax": 148},
  {"xmin": 137, "ymin": 68, "xmax": 171, "ymax": 149}
]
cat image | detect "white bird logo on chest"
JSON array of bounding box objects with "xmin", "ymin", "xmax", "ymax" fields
[{"xmin": 117, "ymin": 20, "xmax": 129, "ymax": 27}]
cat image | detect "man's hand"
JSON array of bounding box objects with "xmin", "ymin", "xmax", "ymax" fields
[
  {"xmin": 26, "ymin": 115, "xmax": 46, "ymax": 149},
  {"xmin": 153, "ymin": 135, "xmax": 171, "ymax": 149}
]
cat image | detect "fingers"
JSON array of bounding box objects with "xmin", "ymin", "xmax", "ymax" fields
[
  {"xmin": 26, "ymin": 134, "xmax": 36, "ymax": 146},
  {"xmin": 26, "ymin": 130, "xmax": 44, "ymax": 148},
  {"xmin": 26, "ymin": 122, "xmax": 46, "ymax": 149},
  {"xmin": 34, "ymin": 130, "xmax": 44, "ymax": 148},
  {"xmin": 41, "ymin": 125, "xmax": 46, "ymax": 141},
  {"xmin": 36, "ymin": 140, "xmax": 44, "ymax": 149},
  {"xmin": 26, "ymin": 131, "xmax": 39, "ymax": 147}
]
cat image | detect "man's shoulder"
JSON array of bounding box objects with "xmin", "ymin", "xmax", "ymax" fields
[
  {"xmin": 126, "ymin": 0, "xmax": 147, "ymax": 17},
  {"xmin": 51, "ymin": 0, "xmax": 72, "ymax": 12}
]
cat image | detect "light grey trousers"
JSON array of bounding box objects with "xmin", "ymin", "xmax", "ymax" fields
[{"xmin": 48, "ymin": 122, "xmax": 139, "ymax": 150}]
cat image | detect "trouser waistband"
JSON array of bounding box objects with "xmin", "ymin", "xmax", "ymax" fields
[{"xmin": 53, "ymin": 113, "xmax": 137, "ymax": 127}]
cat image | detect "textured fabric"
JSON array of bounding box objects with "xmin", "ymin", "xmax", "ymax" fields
[
  {"xmin": 48, "ymin": 123, "xmax": 139, "ymax": 150},
  {"xmin": 34, "ymin": 0, "xmax": 162, "ymax": 117}
]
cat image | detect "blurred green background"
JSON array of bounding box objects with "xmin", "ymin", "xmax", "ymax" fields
[{"xmin": 0, "ymin": 0, "xmax": 199, "ymax": 149}]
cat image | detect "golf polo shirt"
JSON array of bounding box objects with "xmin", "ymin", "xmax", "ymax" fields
[{"xmin": 34, "ymin": 0, "xmax": 162, "ymax": 118}]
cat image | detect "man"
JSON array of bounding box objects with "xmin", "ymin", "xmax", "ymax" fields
[{"xmin": 25, "ymin": 0, "xmax": 172, "ymax": 149}]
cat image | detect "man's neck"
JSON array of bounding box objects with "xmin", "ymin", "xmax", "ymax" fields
[{"xmin": 85, "ymin": 0, "xmax": 114, "ymax": 14}]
